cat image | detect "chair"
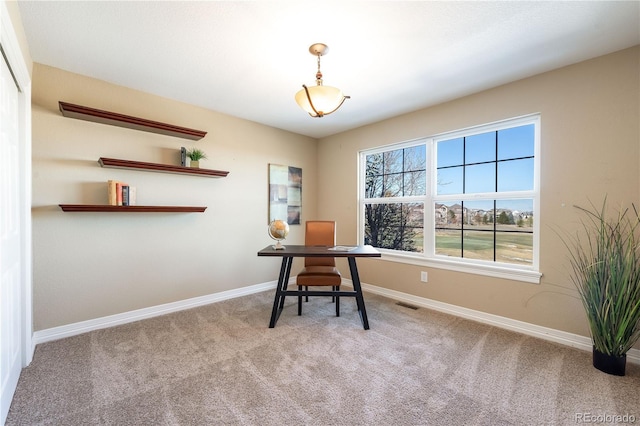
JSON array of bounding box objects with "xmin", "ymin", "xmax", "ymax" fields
[{"xmin": 296, "ymin": 221, "xmax": 341, "ymax": 317}]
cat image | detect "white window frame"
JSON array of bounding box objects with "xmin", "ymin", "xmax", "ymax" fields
[{"xmin": 358, "ymin": 114, "xmax": 542, "ymax": 284}]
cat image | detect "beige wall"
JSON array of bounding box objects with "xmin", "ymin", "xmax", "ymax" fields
[
  {"xmin": 31, "ymin": 64, "xmax": 317, "ymax": 330},
  {"xmin": 318, "ymin": 46, "xmax": 640, "ymax": 340}
]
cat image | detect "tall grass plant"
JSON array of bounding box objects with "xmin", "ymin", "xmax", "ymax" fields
[{"xmin": 562, "ymin": 199, "xmax": 640, "ymax": 357}]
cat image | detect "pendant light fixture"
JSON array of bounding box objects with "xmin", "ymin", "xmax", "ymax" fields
[{"xmin": 295, "ymin": 43, "xmax": 350, "ymax": 118}]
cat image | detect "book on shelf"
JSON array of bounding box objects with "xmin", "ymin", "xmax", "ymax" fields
[
  {"xmin": 121, "ymin": 185, "xmax": 129, "ymax": 206},
  {"xmin": 108, "ymin": 180, "xmax": 134, "ymax": 206},
  {"xmin": 115, "ymin": 182, "xmax": 125, "ymax": 206},
  {"xmin": 128, "ymin": 186, "xmax": 137, "ymax": 206},
  {"xmin": 180, "ymin": 147, "xmax": 187, "ymax": 167},
  {"xmin": 107, "ymin": 180, "xmax": 117, "ymax": 205}
]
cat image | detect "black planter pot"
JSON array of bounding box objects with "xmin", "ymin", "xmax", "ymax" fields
[{"xmin": 592, "ymin": 346, "xmax": 626, "ymax": 376}]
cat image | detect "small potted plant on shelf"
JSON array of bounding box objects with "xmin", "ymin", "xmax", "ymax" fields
[
  {"xmin": 186, "ymin": 148, "xmax": 207, "ymax": 168},
  {"xmin": 560, "ymin": 198, "xmax": 640, "ymax": 376}
]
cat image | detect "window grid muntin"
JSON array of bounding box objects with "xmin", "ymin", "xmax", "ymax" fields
[
  {"xmin": 365, "ymin": 145, "xmax": 427, "ymax": 199},
  {"xmin": 434, "ymin": 199, "xmax": 534, "ymax": 263},
  {"xmin": 437, "ymin": 130, "xmax": 535, "ymax": 196}
]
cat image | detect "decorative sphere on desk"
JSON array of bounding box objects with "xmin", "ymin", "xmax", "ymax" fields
[{"xmin": 268, "ymin": 219, "xmax": 289, "ymax": 250}]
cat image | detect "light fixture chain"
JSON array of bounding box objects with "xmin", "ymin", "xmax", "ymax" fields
[{"xmin": 316, "ymin": 53, "xmax": 323, "ymax": 85}]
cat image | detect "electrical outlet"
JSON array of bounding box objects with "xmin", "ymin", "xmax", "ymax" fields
[{"xmin": 420, "ymin": 271, "xmax": 428, "ymax": 282}]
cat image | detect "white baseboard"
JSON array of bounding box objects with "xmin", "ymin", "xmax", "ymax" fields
[
  {"xmin": 32, "ymin": 278, "xmax": 639, "ymax": 365},
  {"xmin": 341, "ymin": 279, "xmax": 640, "ymax": 365},
  {"xmin": 32, "ymin": 281, "xmax": 278, "ymax": 346}
]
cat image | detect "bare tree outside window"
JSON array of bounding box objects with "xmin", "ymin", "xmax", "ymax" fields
[{"xmin": 365, "ymin": 146, "xmax": 425, "ymax": 252}]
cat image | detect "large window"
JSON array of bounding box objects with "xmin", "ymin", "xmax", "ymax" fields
[{"xmin": 359, "ymin": 115, "xmax": 540, "ymax": 283}]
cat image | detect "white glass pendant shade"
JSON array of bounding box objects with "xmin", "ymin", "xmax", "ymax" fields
[{"xmin": 295, "ymin": 85, "xmax": 348, "ymax": 117}]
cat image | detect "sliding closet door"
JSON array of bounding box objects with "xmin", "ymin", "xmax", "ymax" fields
[{"xmin": 0, "ymin": 49, "xmax": 22, "ymax": 423}]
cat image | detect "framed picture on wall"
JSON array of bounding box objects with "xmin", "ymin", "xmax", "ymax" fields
[{"xmin": 269, "ymin": 164, "xmax": 301, "ymax": 225}]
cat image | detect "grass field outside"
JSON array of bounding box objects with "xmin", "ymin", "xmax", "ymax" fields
[
  {"xmin": 435, "ymin": 225, "xmax": 533, "ymax": 265},
  {"xmin": 368, "ymin": 223, "xmax": 533, "ymax": 266}
]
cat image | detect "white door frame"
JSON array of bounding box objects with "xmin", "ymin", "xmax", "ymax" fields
[{"xmin": 1, "ymin": 0, "xmax": 33, "ymax": 378}]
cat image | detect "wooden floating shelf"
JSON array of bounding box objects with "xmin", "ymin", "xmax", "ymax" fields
[
  {"xmin": 98, "ymin": 157, "xmax": 229, "ymax": 178},
  {"xmin": 59, "ymin": 101, "xmax": 207, "ymax": 141},
  {"xmin": 59, "ymin": 205, "xmax": 207, "ymax": 213}
]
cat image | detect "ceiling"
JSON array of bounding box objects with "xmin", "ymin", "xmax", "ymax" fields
[{"xmin": 17, "ymin": 1, "xmax": 640, "ymax": 139}]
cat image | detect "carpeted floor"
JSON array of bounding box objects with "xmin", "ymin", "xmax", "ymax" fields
[{"xmin": 6, "ymin": 290, "xmax": 640, "ymax": 425}]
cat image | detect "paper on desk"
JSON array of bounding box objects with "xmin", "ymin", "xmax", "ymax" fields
[{"xmin": 328, "ymin": 246, "xmax": 357, "ymax": 251}]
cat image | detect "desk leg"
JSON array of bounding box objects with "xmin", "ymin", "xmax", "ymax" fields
[
  {"xmin": 269, "ymin": 256, "xmax": 292, "ymax": 328},
  {"xmin": 348, "ymin": 257, "xmax": 370, "ymax": 330},
  {"xmin": 278, "ymin": 257, "xmax": 293, "ymax": 309}
]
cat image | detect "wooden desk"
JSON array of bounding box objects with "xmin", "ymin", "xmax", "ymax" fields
[{"xmin": 257, "ymin": 245, "xmax": 381, "ymax": 329}]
